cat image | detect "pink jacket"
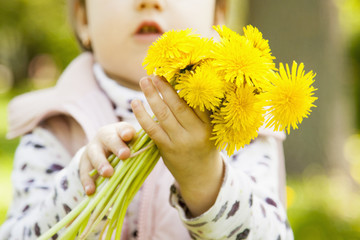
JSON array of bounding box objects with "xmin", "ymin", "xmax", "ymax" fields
[{"xmin": 7, "ymin": 52, "xmax": 191, "ymax": 239}]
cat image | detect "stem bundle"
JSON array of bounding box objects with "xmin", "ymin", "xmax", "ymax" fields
[{"xmin": 39, "ymin": 129, "xmax": 159, "ymax": 240}]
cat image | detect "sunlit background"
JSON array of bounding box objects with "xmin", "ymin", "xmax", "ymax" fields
[{"xmin": 0, "ymin": 0, "xmax": 360, "ymax": 239}]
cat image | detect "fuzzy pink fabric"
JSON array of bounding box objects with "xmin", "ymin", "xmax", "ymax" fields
[{"xmin": 7, "ymin": 52, "xmax": 118, "ymax": 141}]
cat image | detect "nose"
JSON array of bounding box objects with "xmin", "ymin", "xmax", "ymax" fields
[{"xmin": 135, "ymin": 0, "xmax": 165, "ymax": 11}]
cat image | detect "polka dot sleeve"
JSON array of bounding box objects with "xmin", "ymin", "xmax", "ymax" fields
[
  {"xmin": 0, "ymin": 127, "xmax": 101, "ymax": 240},
  {"xmin": 170, "ymin": 136, "xmax": 294, "ymax": 240}
]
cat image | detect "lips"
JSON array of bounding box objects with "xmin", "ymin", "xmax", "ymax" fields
[{"xmin": 134, "ymin": 21, "xmax": 164, "ymax": 43}]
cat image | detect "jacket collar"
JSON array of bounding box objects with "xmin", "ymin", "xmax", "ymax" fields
[{"xmin": 7, "ymin": 52, "xmax": 118, "ymax": 140}]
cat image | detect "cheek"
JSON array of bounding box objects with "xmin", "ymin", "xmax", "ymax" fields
[
  {"xmin": 95, "ymin": 43, "xmax": 148, "ymax": 84},
  {"xmin": 89, "ymin": 17, "xmax": 130, "ymax": 63},
  {"xmin": 87, "ymin": 2, "xmax": 133, "ymax": 51}
]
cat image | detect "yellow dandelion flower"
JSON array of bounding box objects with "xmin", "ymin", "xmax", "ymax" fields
[
  {"xmin": 175, "ymin": 62, "xmax": 224, "ymax": 112},
  {"xmin": 243, "ymin": 25, "xmax": 275, "ymax": 62},
  {"xmin": 153, "ymin": 59, "xmax": 185, "ymax": 81},
  {"xmin": 211, "ymin": 119, "xmax": 248, "ymax": 155},
  {"xmin": 156, "ymin": 37, "xmax": 214, "ymax": 79},
  {"xmin": 143, "ymin": 29, "xmax": 213, "ymax": 81},
  {"xmin": 213, "ymin": 25, "xmax": 243, "ymax": 41},
  {"xmin": 143, "ymin": 29, "xmax": 200, "ymax": 75},
  {"xmin": 182, "ymin": 37, "xmax": 214, "ymax": 68},
  {"xmin": 212, "ymin": 27, "xmax": 275, "ymax": 89},
  {"xmin": 264, "ymin": 61, "xmax": 317, "ymax": 134},
  {"xmin": 211, "ymin": 84, "xmax": 265, "ymax": 155},
  {"xmin": 222, "ymin": 84, "xmax": 265, "ymax": 130}
]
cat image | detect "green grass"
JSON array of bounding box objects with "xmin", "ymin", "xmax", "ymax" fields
[
  {"xmin": 287, "ymin": 171, "xmax": 360, "ymax": 240},
  {"xmin": 0, "ymin": 160, "xmax": 13, "ymax": 224},
  {"xmin": 0, "ymin": 92, "xmax": 18, "ymax": 224}
]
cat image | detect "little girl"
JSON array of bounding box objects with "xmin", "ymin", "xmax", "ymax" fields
[{"xmin": 0, "ymin": 0, "xmax": 294, "ymax": 239}]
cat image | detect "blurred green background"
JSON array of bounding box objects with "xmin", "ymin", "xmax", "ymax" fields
[{"xmin": 1, "ymin": 0, "xmax": 360, "ymax": 239}]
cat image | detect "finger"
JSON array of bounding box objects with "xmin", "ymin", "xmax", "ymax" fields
[
  {"xmin": 193, "ymin": 107, "xmax": 212, "ymax": 124},
  {"xmin": 86, "ymin": 143, "xmax": 114, "ymax": 177},
  {"xmin": 80, "ymin": 153, "xmax": 96, "ymax": 195},
  {"xmin": 139, "ymin": 77, "xmax": 182, "ymax": 134},
  {"xmin": 131, "ymin": 99, "xmax": 170, "ymax": 146},
  {"xmin": 118, "ymin": 123, "xmax": 136, "ymax": 142},
  {"xmin": 99, "ymin": 123, "xmax": 135, "ymax": 160},
  {"xmin": 151, "ymin": 76, "xmax": 204, "ymax": 128}
]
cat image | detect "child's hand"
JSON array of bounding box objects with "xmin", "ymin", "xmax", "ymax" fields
[
  {"xmin": 79, "ymin": 122, "xmax": 136, "ymax": 195},
  {"xmin": 132, "ymin": 76, "xmax": 224, "ymax": 216}
]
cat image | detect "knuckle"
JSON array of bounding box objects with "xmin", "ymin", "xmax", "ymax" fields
[
  {"xmin": 102, "ymin": 133, "xmax": 115, "ymax": 146},
  {"xmin": 123, "ymin": 122, "xmax": 135, "ymax": 130},
  {"xmin": 98, "ymin": 125, "xmax": 109, "ymax": 134},
  {"xmin": 97, "ymin": 126, "xmax": 110, "ymax": 140},
  {"xmin": 156, "ymin": 107, "xmax": 170, "ymax": 121},
  {"xmin": 146, "ymin": 124, "xmax": 159, "ymax": 138},
  {"xmin": 97, "ymin": 130, "xmax": 121, "ymax": 148},
  {"xmin": 116, "ymin": 122, "xmax": 127, "ymax": 127},
  {"xmin": 116, "ymin": 122, "xmax": 131, "ymax": 131},
  {"xmin": 174, "ymin": 103, "xmax": 187, "ymax": 114}
]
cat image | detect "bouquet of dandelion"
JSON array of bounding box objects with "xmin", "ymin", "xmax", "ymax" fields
[{"xmin": 40, "ymin": 25, "xmax": 317, "ymax": 239}]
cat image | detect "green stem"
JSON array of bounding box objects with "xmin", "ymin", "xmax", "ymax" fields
[
  {"xmin": 79, "ymin": 193, "xmax": 116, "ymax": 239},
  {"xmin": 40, "ymin": 129, "xmax": 160, "ymax": 239},
  {"xmin": 60, "ymin": 158, "xmax": 133, "ymax": 239},
  {"xmin": 131, "ymin": 130, "xmax": 151, "ymax": 152},
  {"xmin": 37, "ymin": 198, "xmax": 90, "ymax": 240},
  {"xmin": 129, "ymin": 129, "xmax": 147, "ymax": 150},
  {"xmin": 74, "ymin": 140, "xmax": 155, "ymax": 238},
  {"xmin": 78, "ymin": 213, "xmax": 91, "ymax": 237},
  {"xmin": 79, "ymin": 156, "xmax": 138, "ymax": 239},
  {"xmin": 107, "ymin": 146, "xmax": 154, "ymax": 220},
  {"xmin": 114, "ymin": 148, "xmax": 160, "ymax": 239},
  {"xmin": 110, "ymin": 155, "xmax": 121, "ymax": 168}
]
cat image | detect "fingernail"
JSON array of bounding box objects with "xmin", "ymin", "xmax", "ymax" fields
[
  {"xmin": 131, "ymin": 99, "xmax": 139, "ymax": 108},
  {"xmin": 85, "ymin": 185, "xmax": 92, "ymax": 194},
  {"xmin": 121, "ymin": 129, "xmax": 131, "ymax": 139},
  {"xmin": 152, "ymin": 76, "xmax": 161, "ymax": 85},
  {"xmin": 140, "ymin": 76, "xmax": 148, "ymax": 82},
  {"xmin": 140, "ymin": 77, "xmax": 151, "ymax": 88},
  {"xmin": 99, "ymin": 165, "xmax": 107, "ymax": 175},
  {"xmin": 117, "ymin": 148, "xmax": 126, "ymax": 158}
]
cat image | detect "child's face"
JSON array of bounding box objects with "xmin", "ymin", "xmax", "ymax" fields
[{"xmin": 84, "ymin": 0, "xmax": 217, "ymax": 89}]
